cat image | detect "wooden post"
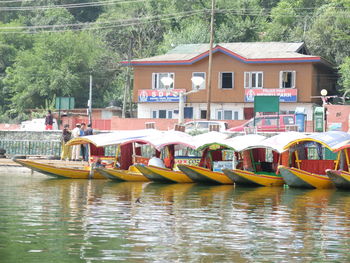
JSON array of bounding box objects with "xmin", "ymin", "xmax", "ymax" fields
[{"xmin": 206, "ymin": 0, "xmax": 215, "ymax": 120}]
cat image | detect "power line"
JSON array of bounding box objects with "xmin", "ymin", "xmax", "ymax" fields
[
  {"xmin": 0, "ymin": 0, "xmax": 149, "ymax": 11},
  {"xmin": 0, "ymin": 9, "xmax": 209, "ymax": 34},
  {"xmin": 1, "ymin": 7, "xmax": 349, "ymax": 34}
]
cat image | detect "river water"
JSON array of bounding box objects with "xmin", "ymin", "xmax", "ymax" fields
[{"xmin": 1, "ymin": 171, "xmax": 350, "ymax": 263}]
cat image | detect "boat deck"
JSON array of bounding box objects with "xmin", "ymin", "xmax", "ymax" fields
[{"xmin": 0, "ymin": 158, "xmax": 89, "ymax": 168}]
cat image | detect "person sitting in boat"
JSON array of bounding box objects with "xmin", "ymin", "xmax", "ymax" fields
[
  {"xmin": 148, "ymin": 154, "xmax": 166, "ymax": 168},
  {"xmin": 95, "ymin": 158, "xmax": 105, "ymax": 168}
]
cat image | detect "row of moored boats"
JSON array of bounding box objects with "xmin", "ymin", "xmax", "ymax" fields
[{"xmin": 13, "ymin": 129, "xmax": 350, "ymax": 190}]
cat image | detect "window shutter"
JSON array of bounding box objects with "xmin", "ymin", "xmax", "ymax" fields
[
  {"xmin": 244, "ymin": 72, "xmax": 250, "ymax": 88},
  {"xmin": 152, "ymin": 73, "xmax": 156, "ymax": 89},
  {"xmin": 258, "ymin": 72, "xmax": 263, "ymax": 88},
  {"xmin": 292, "ymin": 71, "xmax": 296, "ymax": 88},
  {"xmin": 232, "ymin": 72, "xmax": 235, "ymax": 89},
  {"xmin": 279, "ymin": 71, "xmax": 283, "ymax": 88}
]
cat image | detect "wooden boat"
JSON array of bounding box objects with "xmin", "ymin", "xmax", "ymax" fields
[
  {"xmin": 12, "ymin": 158, "xmax": 105, "ymax": 179},
  {"xmin": 222, "ymin": 168, "xmax": 284, "ymax": 187},
  {"xmin": 95, "ymin": 165, "xmax": 149, "ymax": 182},
  {"xmin": 279, "ymin": 165, "xmax": 333, "ymax": 189},
  {"xmin": 279, "ymin": 131, "xmax": 350, "ymax": 189},
  {"xmin": 177, "ymin": 164, "xmax": 233, "ymax": 184},
  {"xmin": 223, "ymin": 132, "xmax": 306, "ymax": 187},
  {"xmin": 134, "ymin": 164, "xmax": 193, "ymax": 183},
  {"xmin": 325, "ymin": 137, "xmax": 350, "ymax": 190},
  {"xmin": 176, "ymin": 133, "xmax": 266, "ymax": 185},
  {"xmin": 326, "ymin": 169, "xmax": 350, "ymax": 190}
]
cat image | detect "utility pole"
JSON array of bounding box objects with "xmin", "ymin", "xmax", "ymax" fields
[
  {"xmin": 88, "ymin": 74, "xmax": 92, "ymax": 125},
  {"xmin": 122, "ymin": 39, "xmax": 132, "ymax": 118},
  {"xmin": 206, "ymin": 0, "xmax": 215, "ymax": 120}
]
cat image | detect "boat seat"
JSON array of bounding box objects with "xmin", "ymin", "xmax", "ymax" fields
[
  {"xmin": 260, "ymin": 162, "xmax": 274, "ymax": 172},
  {"xmin": 300, "ymin": 160, "xmax": 335, "ymax": 175}
]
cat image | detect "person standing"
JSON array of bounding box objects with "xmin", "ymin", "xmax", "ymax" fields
[
  {"xmin": 71, "ymin": 123, "xmax": 81, "ymax": 161},
  {"xmin": 60, "ymin": 124, "xmax": 72, "ymax": 160},
  {"xmin": 45, "ymin": 110, "xmax": 53, "ymax": 130},
  {"xmin": 83, "ymin": 123, "xmax": 93, "ymax": 161},
  {"xmin": 84, "ymin": 123, "xmax": 93, "ymax": 136},
  {"xmin": 80, "ymin": 123, "xmax": 87, "ymax": 161}
]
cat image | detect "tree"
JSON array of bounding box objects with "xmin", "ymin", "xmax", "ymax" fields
[
  {"xmin": 305, "ymin": 2, "xmax": 350, "ymax": 65},
  {"xmin": 3, "ymin": 31, "xmax": 115, "ymax": 116},
  {"xmin": 339, "ymin": 57, "xmax": 350, "ymax": 93}
]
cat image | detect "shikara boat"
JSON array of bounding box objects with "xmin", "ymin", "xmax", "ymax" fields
[
  {"xmin": 279, "ymin": 131, "xmax": 350, "ymax": 189},
  {"xmin": 67, "ymin": 129, "xmax": 162, "ymax": 181},
  {"xmin": 177, "ymin": 164, "xmax": 233, "ymax": 184},
  {"xmin": 326, "ymin": 170, "xmax": 350, "ymax": 190},
  {"xmin": 222, "ymin": 169, "xmax": 284, "ymax": 187},
  {"xmin": 177, "ymin": 134, "xmax": 266, "ymax": 184},
  {"xmin": 95, "ymin": 165, "xmax": 149, "ymax": 182},
  {"xmin": 12, "ymin": 158, "xmax": 105, "ymax": 179},
  {"xmin": 324, "ymin": 138, "xmax": 350, "ymax": 189},
  {"xmin": 279, "ymin": 166, "xmax": 333, "ymax": 189},
  {"xmin": 130, "ymin": 130, "xmax": 212, "ymax": 183},
  {"xmin": 134, "ymin": 164, "xmax": 193, "ymax": 183},
  {"xmin": 223, "ymin": 132, "xmax": 307, "ymax": 187}
]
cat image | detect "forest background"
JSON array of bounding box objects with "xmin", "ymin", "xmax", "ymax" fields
[{"xmin": 0, "ymin": 0, "xmax": 349, "ymax": 122}]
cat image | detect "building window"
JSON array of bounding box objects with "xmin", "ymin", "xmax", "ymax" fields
[
  {"xmin": 280, "ymin": 71, "xmax": 296, "ymax": 88},
  {"xmin": 220, "ymin": 72, "xmax": 234, "ymax": 89},
  {"xmin": 192, "ymin": 72, "xmax": 206, "ymax": 90},
  {"xmin": 152, "ymin": 110, "xmax": 173, "ymax": 119},
  {"xmin": 244, "ymin": 72, "xmax": 263, "ymax": 88},
  {"xmin": 152, "ymin": 73, "xmax": 174, "ymax": 89},
  {"xmin": 159, "ymin": 110, "xmax": 167, "ymax": 119},
  {"xmin": 152, "ymin": 111, "xmax": 157, "ymax": 118},
  {"xmin": 200, "ymin": 110, "xmax": 207, "ymax": 119},
  {"xmin": 217, "ymin": 110, "xmax": 239, "ymax": 120}
]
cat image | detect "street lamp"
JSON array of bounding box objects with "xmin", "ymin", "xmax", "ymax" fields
[
  {"xmin": 320, "ymin": 89, "xmax": 328, "ymax": 106},
  {"xmin": 161, "ymin": 76, "xmax": 204, "ymax": 124},
  {"xmin": 320, "ymin": 89, "xmax": 328, "ymax": 132}
]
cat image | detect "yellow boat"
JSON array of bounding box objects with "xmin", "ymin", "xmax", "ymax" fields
[
  {"xmin": 222, "ymin": 168, "xmax": 284, "ymax": 187},
  {"xmin": 12, "ymin": 159, "xmax": 105, "ymax": 179},
  {"xmin": 95, "ymin": 166, "xmax": 149, "ymax": 182},
  {"xmin": 177, "ymin": 164, "xmax": 233, "ymax": 184},
  {"xmin": 279, "ymin": 165, "xmax": 333, "ymax": 189},
  {"xmin": 134, "ymin": 164, "xmax": 193, "ymax": 183},
  {"xmin": 326, "ymin": 169, "xmax": 350, "ymax": 190}
]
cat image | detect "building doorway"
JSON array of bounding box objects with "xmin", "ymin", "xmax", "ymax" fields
[
  {"xmin": 184, "ymin": 107, "xmax": 193, "ymax": 119},
  {"xmin": 244, "ymin": 107, "xmax": 254, "ymax": 120},
  {"xmin": 200, "ymin": 110, "xmax": 207, "ymax": 119}
]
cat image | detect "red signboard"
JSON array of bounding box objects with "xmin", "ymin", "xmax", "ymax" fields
[{"xmin": 245, "ymin": 89, "xmax": 298, "ymax": 102}]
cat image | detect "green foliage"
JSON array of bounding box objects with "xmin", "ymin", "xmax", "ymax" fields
[
  {"xmin": 3, "ymin": 31, "xmax": 113, "ymax": 116},
  {"xmin": 305, "ymin": 2, "xmax": 350, "ymax": 65},
  {"xmin": 339, "ymin": 57, "xmax": 350, "ymax": 92}
]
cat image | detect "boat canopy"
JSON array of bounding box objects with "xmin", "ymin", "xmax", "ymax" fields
[
  {"xmin": 193, "ymin": 131, "xmax": 231, "ymax": 150},
  {"xmin": 223, "ymin": 134, "xmax": 266, "ymax": 152},
  {"xmin": 283, "ymin": 131, "xmax": 350, "ymax": 151},
  {"xmin": 67, "ymin": 129, "xmax": 197, "ymax": 150},
  {"xmin": 333, "ymin": 141, "xmax": 350, "ymax": 152},
  {"xmin": 66, "ymin": 129, "xmax": 160, "ymax": 147},
  {"xmin": 241, "ymin": 132, "xmax": 308, "ymax": 153},
  {"xmin": 130, "ymin": 130, "xmax": 197, "ymax": 150}
]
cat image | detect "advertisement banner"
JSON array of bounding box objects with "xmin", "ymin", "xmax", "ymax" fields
[
  {"xmin": 138, "ymin": 89, "xmax": 186, "ymax": 102},
  {"xmin": 245, "ymin": 89, "xmax": 298, "ymax": 102}
]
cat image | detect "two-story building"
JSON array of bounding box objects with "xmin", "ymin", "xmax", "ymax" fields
[{"xmin": 126, "ymin": 42, "xmax": 336, "ymax": 121}]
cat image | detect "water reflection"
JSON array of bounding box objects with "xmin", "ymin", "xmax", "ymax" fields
[{"xmin": 1, "ymin": 172, "xmax": 350, "ymax": 262}]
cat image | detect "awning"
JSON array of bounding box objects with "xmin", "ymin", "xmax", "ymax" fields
[
  {"xmin": 242, "ymin": 132, "xmax": 308, "ymax": 153},
  {"xmin": 283, "ymin": 131, "xmax": 350, "ymax": 151}
]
